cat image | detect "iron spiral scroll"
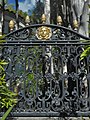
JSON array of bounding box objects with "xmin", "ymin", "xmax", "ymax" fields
[{"xmin": 0, "ymin": 24, "xmax": 90, "ymax": 117}]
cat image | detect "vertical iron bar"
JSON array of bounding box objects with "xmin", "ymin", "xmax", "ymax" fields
[{"xmin": 15, "ymin": 0, "xmax": 19, "ymax": 29}]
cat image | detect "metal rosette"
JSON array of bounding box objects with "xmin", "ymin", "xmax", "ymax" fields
[{"xmin": 36, "ymin": 26, "xmax": 52, "ymax": 40}]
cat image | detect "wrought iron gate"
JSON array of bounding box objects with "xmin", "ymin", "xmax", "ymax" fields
[{"xmin": 0, "ymin": 24, "xmax": 90, "ymax": 117}]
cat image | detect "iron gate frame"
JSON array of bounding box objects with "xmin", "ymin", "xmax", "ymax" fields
[{"xmin": 0, "ymin": 24, "xmax": 90, "ymax": 117}]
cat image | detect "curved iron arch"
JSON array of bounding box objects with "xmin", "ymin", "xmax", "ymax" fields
[{"xmin": 5, "ymin": 24, "xmax": 90, "ymax": 41}]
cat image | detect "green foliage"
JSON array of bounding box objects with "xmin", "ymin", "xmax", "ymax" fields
[
  {"xmin": 1, "ymin": 105, "xmax": 15, "ymax": 120},
  {"xmin": 0, "ymin": 59, "xmax": 17, "ymax": 109},
  {"xmin": 25, "ymin": 73, "xmax": 45, "ymax": 95},
  {"xmin": 31, "ymin": 1, "xmax": 44, "ymax": 23},
  {"xmin": 6, "ymin": 4, "xmax": 15, "ymax": 13},
  {"xmin": 0, "ymin": 38, "xmax": 17, "ymax": 119},
  {"xmin": 18, "ymin": 10, "xmax": 28, "ymax": 18},
  {"xmin": 6, "ymin": 5, "xmax": 28, "ymax": 18},
  {"xmin": 80, "ymin": 45, "xmax": 90, "ymax": 60},
  {"xmin": 25, "ymin": 73, "xmax": 36, "ymax": 94},
  {"xmin": 0, "ymin": 3, "xmax": 28, "ymax": 19},
  {"xmin": 0, "ymin": 35, "xmax": 6, "ymax": 43}
]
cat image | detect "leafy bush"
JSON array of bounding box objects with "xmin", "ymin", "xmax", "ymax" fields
[
  {"xmin": 0, "ymin": 39, "xmax": 17, "ymax": 109},
  {"xmin": 80, "ymin": 44, "xmax": 90, "ymax": 60},
  {"xmin": 0, "ymin": 60, "xmax": 17, "ymax": 109},
  {"xmin": 0, "ymin": 36, "xmax": 17, "ymax": 119}
]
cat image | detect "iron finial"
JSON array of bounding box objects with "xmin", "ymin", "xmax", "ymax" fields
[
  {"xmin": 25, "ymin": 15, "xmax": 30, "ymax": 26},
  {"xmin": 41, "ymin": 14, "xmax": 46, "ymax": 24},
  {"xmin": 73, "ymin": 20, "xmax": 78, "ymax": 30},
  {"xmin": 9, "ymin": 20, "xmax": 15, "ymax": 32},
  {"xmin": 57, "ymin": 16, "xmax": 62, "ymax": 25}
]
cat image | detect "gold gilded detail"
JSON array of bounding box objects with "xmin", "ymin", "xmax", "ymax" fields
[
  {"xmin": 9, "ymin": 20, "xmax": 15, "ymax": 31},
  {"xmin": 73, "ymin": 20, "xmax": 78, "ymax": 29},
  {"xmin": 36, "ymin": 26, "xmax": 52, "ymax": 40},
  {"xmin": 57, "ymin": 16, "xmax": 62, "ymax": 25},
  {"xmin": 25, "ymin": 15, "xmax": 30, "ymax": 25},
  {"xmin": 41, "ymin": 14, "xmax": 46, "ymax": 23}
]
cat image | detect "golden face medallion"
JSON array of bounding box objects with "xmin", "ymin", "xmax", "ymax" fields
[{"xmin": 36, "ymin": 26, "xmax": 52, "ymax": 40}]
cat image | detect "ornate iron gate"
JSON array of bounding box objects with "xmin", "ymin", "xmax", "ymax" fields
[{"xmin": 0, "ymin": 24, "xmax": 90, "ymax": 117}]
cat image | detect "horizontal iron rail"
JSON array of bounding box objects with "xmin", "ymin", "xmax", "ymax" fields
[
  {"xmin": 3, "ymin": 39, "xmax": 82, "ymax": 41},
  {"xmin": 0, "ymin": 112, "xmax": 90, "ymax": 117},
  {"xmin": 1, "ymin": 40, "xmax": 85, "ymax": 43},
  {"xmin": 0, "ymin": 42, "xmax": 90, "ymax": 46}
]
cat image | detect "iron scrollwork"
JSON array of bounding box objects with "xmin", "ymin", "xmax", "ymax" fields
[
  {"xmin": 5, "ymin": 24, "xmax": 86, "ymax": 41},
  {"xmin": 0, "ymin": 24, "xmax": 90, "ymax": 117}
]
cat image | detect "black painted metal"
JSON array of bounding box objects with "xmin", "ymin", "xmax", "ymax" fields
[{"xmin": 0, "ymin": 24, "xmax": 90, "ymax": 117}]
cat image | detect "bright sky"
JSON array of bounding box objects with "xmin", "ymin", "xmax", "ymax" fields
[{"xmin": 8, "ymin": 0, "xmax": 43, "ymax": 15}]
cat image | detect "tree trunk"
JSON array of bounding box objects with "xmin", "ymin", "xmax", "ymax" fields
[
  {"xmin": 44, "ymin": 0, "xmax": 50, "ymax": 23},
  {"xmin": 71, "ymin": 0, "xmax": 90, "ymax": 37},
  {"xmin": 78, "ymin": 0, "xmax": 90, "ymax": 37}
]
